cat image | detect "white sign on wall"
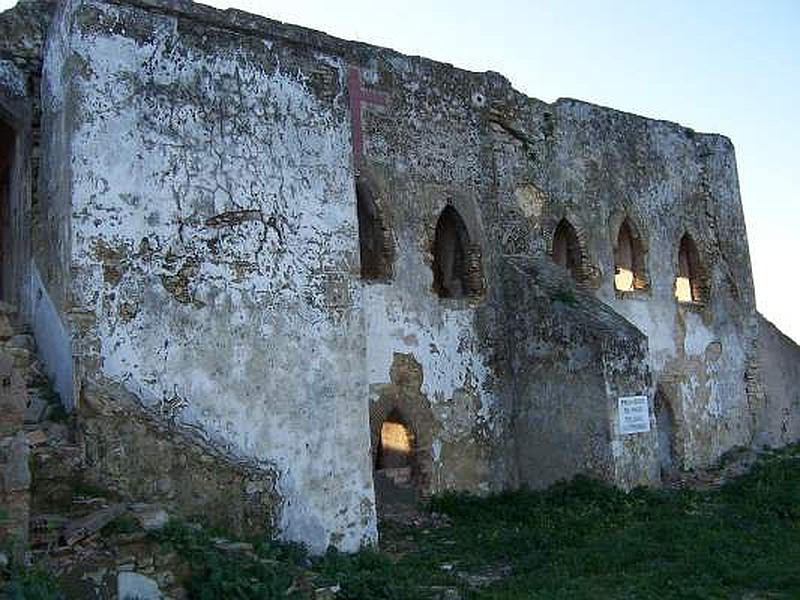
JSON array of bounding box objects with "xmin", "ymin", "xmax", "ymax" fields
[{"xmin": 618, "ymin": 396, "xmax": 650, "ymax": 435}]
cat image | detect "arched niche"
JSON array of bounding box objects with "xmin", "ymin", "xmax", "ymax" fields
[
  {"xmin": 432, "ymin": 205, "xmax": 483, "ymax": 299},
  {"xmin": 675, "ymin": 233, "xmax": 707, "ymax": 304},
  {"xmin": 654, "ymin": 386, "xmax": 679, "ymax": 481},
  {"xmin": 614, "ymin": 218, "xmax": 648, "ymax": 292},
  {"xmin": 552, "ymin": 218, "xmax": 583, "ymax": 281},
  {"xmin": 356, "ymin": 179, "xmax": 393, "ymax": 282}
]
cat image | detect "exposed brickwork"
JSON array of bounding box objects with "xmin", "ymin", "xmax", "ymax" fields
[{"xmin": 77, "ymin": 380, "xmax": 280, "ymax": 537}]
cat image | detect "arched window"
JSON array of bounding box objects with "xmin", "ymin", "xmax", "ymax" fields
[
  {"xmin": 433, "ymin": 206, "xmax": 482, "ymax": 298},
  {"xmin": 356, "ymin": 180, "xmax": 392, "ymax": 281},
  {"xmin": 614, "ymin": 218, "xmax": 648, "ymax": 292},
  {"xmin": 552, "ymin": 218, "xmax": 582, "ymax": 280},
  {"xmin": 376, "ymin": 410, "xmax": 414, "ymax": 471},
  {"xmin": 675, "ymin": 233, "xmax": 704, "ymax": 303}
]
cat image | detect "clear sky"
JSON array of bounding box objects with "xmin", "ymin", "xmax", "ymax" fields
[{"xmin": 3, "ymin": 0, "xmax": 798, "ymax": 341}]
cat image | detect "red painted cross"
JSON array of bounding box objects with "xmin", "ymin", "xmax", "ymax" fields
[{"xmin": 347, "ymin": 67, "xmax": 387, "ymax": 169}]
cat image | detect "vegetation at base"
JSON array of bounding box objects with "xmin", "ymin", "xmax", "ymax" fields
[
  {"xmin": 100, "ymin": 513, "xmax": 139, "ymax": 537},
  {"xmin": 153, "ymin": 522, "xmax": 312, "ymax": 599},
  {"xmin": 153, "ymin": 444, "xmax": 800, "ymax": 599},
  {"xmin": 4, "ymin": 565, "xmax": 60, "ymax": 600},
  {"xmin": 551, "ymin": 288, "xmax": 578, "ymax": 306},
  {"xmin": 17, "ymin": 444, "xmax": 800, "ymax": 599}
]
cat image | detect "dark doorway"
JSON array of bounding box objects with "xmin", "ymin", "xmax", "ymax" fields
[
  {"xmin": 0, "ymin": 117, "xmax": 15, "ymax": 302},
  {"xmin": 373, "ymin": 410, "xmax": 417, "ymax": 522},
  {"xmin": 654, "ymin": 388, "xmax": 677, "ymax": 480},
  {"xmin": 552, "ymin": 218, "xmax": 582, "ymax": 280},
  {"xmin": 356, "ymin": 180, "xmax": 392, "ymax": 281}
]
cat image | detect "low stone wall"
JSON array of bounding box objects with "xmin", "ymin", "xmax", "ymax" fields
[
  {"xmin": 753, "ymin": 314, "xmax": 800, "ymax": 448},
  {"xmin": 77, "ymin": 380, "xmax": 281, "ymax": 537}
]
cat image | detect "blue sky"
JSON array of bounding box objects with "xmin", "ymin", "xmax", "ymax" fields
[{"xmin": 3, "ymin": 0, "xmax": 798, "ymax": 341}]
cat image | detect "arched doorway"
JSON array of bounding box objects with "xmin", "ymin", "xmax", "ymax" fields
[
  {"xmin": 614, "ymin": 218, "xmax": 648, "ymax": 292},
  {"xmin": 373, "ymin": 410, "xmax": 418, "ymax": 520},
  {"xmin": 654, "ymin": 388, "xmax": 678, "ymax": 481}
]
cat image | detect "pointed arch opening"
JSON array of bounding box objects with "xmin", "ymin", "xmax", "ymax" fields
[
  {"xmin": 654, "ymin": 387, "xmax": 678, "ymax": 481},
  {"xmin": 614, "ymin": 218, "xmax": 648, "ymax": 292},
  {"xmin": 376, "ymin": 409, "xmax": 414, "ymax": 471},
  {"xmin": 372, "ymin": 407, "xmax": 422, "ymax": 521},
  {"xmin": 432, "ymin": 205, "xmax": 482, "ymax": 299},
  {"xmin": 356, "ymin": 180, "xmax": 393, "ymax": 282},
  {"xmin": 675, "ymin": 233, "xmax": 705, "ymax": 303},
  {"xmin": 552, "ymin": 218, "xmax": 582, "ymax": 281}
]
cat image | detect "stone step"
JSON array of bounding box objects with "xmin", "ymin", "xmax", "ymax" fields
[{"xmin": 380, "ymin": 466, "xmax": 412, "ymax": 486}]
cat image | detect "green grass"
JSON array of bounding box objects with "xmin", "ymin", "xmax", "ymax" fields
[
  {"xmin": 153, "ymin": 521, "xmax": 312, "ymax": 599},
  {"xmin": 316, "ymin": 444, "xmax": 800, "ymax": 599}
]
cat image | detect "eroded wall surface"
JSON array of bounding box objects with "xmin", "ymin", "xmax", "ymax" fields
[
  {"xmin": 354, "ymin": 54, "xmax": 658, "ymax": 493},
  {"xmin": 461, "ymin": 88, "xmax": 759, "ymax": 470},
  {"xmin": 32, "ymin": 0, "xmax": 798, "ymax": 555},
  {"xmin": 46, "ymin": 0, "xmax": 376, "ymax": 553},
  {"xmin": 753, "ymin": 314, "xmax": 800, "ymax": 447}
]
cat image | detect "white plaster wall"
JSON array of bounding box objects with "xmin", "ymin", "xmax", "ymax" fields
[
  {"xmin": 58, "ymin": 1, "xmax": 376, "ymax": 553},
  {"xmin": 364, "ymin": 280, "xmax": 497, "ymax": 492},
  {"xmin": 31, "ymin": 265, "xmax": 73, "ymax": 407}
]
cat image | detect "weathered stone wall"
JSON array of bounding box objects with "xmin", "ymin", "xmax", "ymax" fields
[
  {"xmin": 752, "ymin": 314, "xmax": 800, "ymax": 448},
  {"xmin": 498, "ymin": 257, "xmax": 658, "ymax": 490},
  {"xmin": 468, "ymin": 88, "xmax": 759, "ymax": 470},
  {"xmin": 0, "ymin": 0, "xmax": 56, "ymax": 319},
  {"xmin": 44, "ymin": 0, "xmax": 377, "ymax": 552},
  {"xmin": 354, "ymin": 54, "xmax": 658, "ymax": 493},
  {"xmin": 0, "ymin": 309, "xmax": 31, "ymax": 559},
  {"xmin": 77, "ymin": 379, "xmax": 280, "ymax": 537},
  {"xmin": 30, "ymin": 0, "xmax": 797, "ymax": 555}
]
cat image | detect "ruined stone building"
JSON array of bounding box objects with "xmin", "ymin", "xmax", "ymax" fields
[{"xmin": 0, "ymin": 0, "xmax": 798, "ymax": 554}]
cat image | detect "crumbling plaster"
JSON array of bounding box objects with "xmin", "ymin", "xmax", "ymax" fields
[
  {"xmin": 48, "ymin": 0, "xmax": 377, "ymax": 553},
  {"xmin": 24, "ymin": 0, "xmax": 797, "ymax": 556}
]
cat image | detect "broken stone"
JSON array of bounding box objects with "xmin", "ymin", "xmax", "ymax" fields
[
  {"xmin": 62, "ymin": 504, "xmax": 126, "ymax": 546},
  {"xmin": 30, "ymin": 514, "xmax": 69, "ymax": 547},
  {"xmin": 6, "ymin": 334, "xmax": 35, "ymax": 352},
  {"xmin": 0, "ymin": 301, "xmax": 17, "ymax": 317},
  {"xmin": 0, "ymin": 316, "xmax": 13, "ymax": 340},
  {"xmin": 2, "ymin": 433, "xmax": 30, "ymax": 492},
  {"xmin": 314, "ymin": 584, "xmax": 341, "ymax": 599},
  {"xmin": 213, "ymin": 539, "xmax": 254, "ymax": 553},
  {"xmin": 5, "ymin": 347, "xmax": 30, "ymax": 369},
  {"xmin": 45, "ymin": 422, "xmax": 69, "ymax": 444},
  {"xmin": 26, "ymin": 429, "xmax": 47, "ymax": 446},
  {"xmin": 117, "ymin": 571, "xmax": 162, "ymax": 600},
  {"xmin": 130, "ymin": 504, "xmax": 169, "ymax": 532},
  {"xmin": 24, "ymin": 396, "xmax": 47, "ymax": 424}
]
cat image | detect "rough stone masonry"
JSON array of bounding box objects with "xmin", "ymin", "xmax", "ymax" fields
[{"xmin": 0, "ymin": 0, "xmax": 797, "ymax": 554}]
